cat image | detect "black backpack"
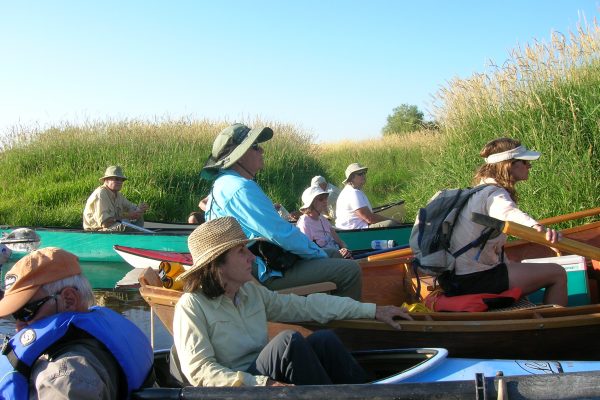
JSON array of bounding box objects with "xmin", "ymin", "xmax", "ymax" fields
[{"xmin": 409, "ymin": 185, "xmax": 496, "ymax": 278}]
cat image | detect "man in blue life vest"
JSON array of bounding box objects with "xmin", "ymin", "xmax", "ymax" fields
[{"xmin": 0, "ymin": 247, "xmax": 154, "ymax": 399}]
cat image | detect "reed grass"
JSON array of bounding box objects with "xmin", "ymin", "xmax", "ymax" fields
[
  {"xmin": 403, "ymin": 18, "xmax": 600, "ymax": 224},
  {"xmin": 1, "ymin": 16, "xmax": 599, "ymax": 228}
]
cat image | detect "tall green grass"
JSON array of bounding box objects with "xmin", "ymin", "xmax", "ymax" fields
[
  {"xmin": 402, "ymin": 20, "xmax": 600, "ymax": 224},
  {"xmin": 1, "ymin": 17, "xmax": 599, "ymax": 228}
]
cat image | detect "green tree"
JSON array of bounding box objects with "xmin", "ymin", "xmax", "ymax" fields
[{"xmin": 382, "ymin": 104, "xmax": 424, "ymax": 136}]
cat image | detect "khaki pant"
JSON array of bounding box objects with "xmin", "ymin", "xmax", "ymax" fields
[{"xmin": 254, "ymin": 256, "xmax": 362, "ymax": 300}]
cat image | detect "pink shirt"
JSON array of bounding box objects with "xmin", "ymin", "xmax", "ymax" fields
[{"xmin": 296, "ymin": 214, "xmax": 339, "ymax": 249}]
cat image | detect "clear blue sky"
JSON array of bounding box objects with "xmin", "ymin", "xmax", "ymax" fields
[{"xmin": 1, "ymin": 1, "xmax": 598, "ymax": 143}]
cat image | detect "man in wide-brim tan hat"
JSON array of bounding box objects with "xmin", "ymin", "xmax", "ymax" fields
[
  {"xmin": 170, "ymin": 216, "xmax": 412, "ymax": 387},
  {"xmin": 200, "ymin": 123, "xmax": 362, "ymax": 300},
  {"xmin": 336, "ymin": 162, "xmax": 401, "ymax": 230},
  {"xmin": 83, "ymin": 165, "xmax": 149, "ymax": 231}
]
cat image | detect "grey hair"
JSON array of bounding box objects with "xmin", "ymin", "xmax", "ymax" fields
[{"xmin": 40, "ymin": 274, "xmax": 96, "ymax": 308}]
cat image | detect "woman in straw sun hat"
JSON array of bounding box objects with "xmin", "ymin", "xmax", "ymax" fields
[
  {"xmin": 438, "ymin": 137, "xmax": 567, "ymax": 306},
  {"xmin": 335, "ymin": 163, "xmax": 401, "ymax": 230},
  {"xmin": 200, "ymin": 123, "xmax": 362, "ymax": 300},
  {"xmin": 171, "ymin": 217, "xmax": 411, "ymax": 387},
  {"xmin": 296, "ymin": 186, "xmax": 351, "ymax": 259}
]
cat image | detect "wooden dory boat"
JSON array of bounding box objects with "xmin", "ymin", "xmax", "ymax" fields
[
  {"xmin": 136, "ymin": 207, "xmax": 600, "ymax": 360},
  {"xmin": 0, "ymin": 225, "xmax": 191, "ymax": 262},
  {"xmin": 138, "ymin": 253, "xmax": 600, "ymax": 361}
]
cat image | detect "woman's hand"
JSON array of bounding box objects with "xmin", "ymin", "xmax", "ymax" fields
[
  {"xmin": 533, "ymin": 224, "xmax": 560, "ymax": 243},
  {"xmin": 375, "ymin": 305, "xmax": 413, "ymax": 330},
  {"xmin": 339, "ymin": 248, "xmax": 353, "ymax": 259}
]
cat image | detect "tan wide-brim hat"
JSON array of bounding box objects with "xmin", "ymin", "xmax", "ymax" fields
[
  {"xmin": 342, "ymin": 163, "xmax": 368, "ymax": 184},
  {"xmin": 300, "ymin": 186, "xmax": 328, "ymax": 211},
  {"xmin": 0, "ymin": 247, "xmax": 81, "ymax": 317},
  {"xmin": 100, "ymin": 165, "xmax": 128, "ymax": 182},
  {"xmin": 177, "ymin": 216, "xmax": 264, "ymax": 281},
  {"xmin": 201, "ymin": 123, "xmax": 273, "ymax": 180}
]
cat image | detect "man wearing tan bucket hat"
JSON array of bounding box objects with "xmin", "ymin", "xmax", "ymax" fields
[
  {"xmin": 201, "ymin": 123, "xmax": 362, "ymax": 299},
  {"xmin": 0, "ymin": 247, "xmax": 153, "ymax": 398},
  {"xmin": 171, "ymin": 217, "xmax": 412, "ymax": 387},
  {"xmin": 83, "ymin": 165, "xmax": 149, "ymax": 231}
]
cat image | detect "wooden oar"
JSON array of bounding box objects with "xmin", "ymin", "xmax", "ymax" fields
[
  {"xmin": 471, "ymin": 212, "xmax": 600, "ymax": 261},
  {"xmin": 368, "ymin": 207, "xmax": 600, "ymax": 262},
  {"xmin": 367, "ymin": 247, "xmax": 413, "ymax": 262},
  {"xmin": 538, "ymin": 207, "xmax": 600, "ymax": 226}
]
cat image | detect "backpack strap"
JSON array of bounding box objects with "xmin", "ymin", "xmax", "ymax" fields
[{"xmin": 452, "ymin": 226, "xmax": 495, "ymax": 259}]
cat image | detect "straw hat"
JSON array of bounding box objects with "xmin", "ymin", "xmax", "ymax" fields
[
  {"xmin": 342, "ymin": 163, "xmax": 368, "ymax": 184},
  {"xmin": 177, "ymin": 217, "xmax": 263, "ymax": 280},
  {"xmin": 100, "ymin": 165, "xmax": 127, "ymax": 182},
  {"xmin": 0, "ymin": 248, "xmax": 81, "ymax": 317},
  {"xmin": 201, "ymin": 123, "xmax": 273, "ymax": 180},
  {"xmin": 300, "ymin": 186, "xmax": 328, "ymax": 211}
]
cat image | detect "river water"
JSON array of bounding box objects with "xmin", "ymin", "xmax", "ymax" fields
[{"xmin": 0, "ymin": 261, "xmax": 173, "ymax": 350}]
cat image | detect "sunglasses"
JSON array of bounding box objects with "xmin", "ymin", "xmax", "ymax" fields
[
  {"xmin": 12, "ymin": 294, "xmax": 57, "ymax": 322},
  {"xmin": 512, "ymin": 160, "xmax": 531, "ymax": 166}
]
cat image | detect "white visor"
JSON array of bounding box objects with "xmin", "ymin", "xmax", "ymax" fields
[{"xmin": 484, "ymin": 145, "xmax": 541, "ymax": 164}]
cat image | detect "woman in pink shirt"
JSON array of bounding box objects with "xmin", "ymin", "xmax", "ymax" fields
[
  {"xmin": 438, "ymin": 138, "xmax": 567, "ymax": 306},
  {"xmin": 296, "ymin": 187, "xmax": 352, "ymax": 259}
]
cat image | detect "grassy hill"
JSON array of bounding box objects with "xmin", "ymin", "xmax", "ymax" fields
[{"xmin": 1, "ymin": 21, "xmax": 599, "ymax": 227}]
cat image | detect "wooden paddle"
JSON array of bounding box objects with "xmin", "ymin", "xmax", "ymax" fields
[
  {"xmin": 471, "ymin": 212, "xmax": 600, "ymax": 261},
  {"xmin": 368, "ymin": 207, "xmax": 600, "ymax": 262},
  {"xmin": 538, "ymin": 206, "xmax": 600, "ymax": 226}
]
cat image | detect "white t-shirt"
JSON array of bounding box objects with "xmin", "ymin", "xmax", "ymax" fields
[{"xmin": 335, "ymin": 185, "xmax": 372, "ymax": 230}]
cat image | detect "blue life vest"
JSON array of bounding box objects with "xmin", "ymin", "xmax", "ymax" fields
[{"xmin": 0, "ymin": 306, "xmax": 153, "ymax": 400}]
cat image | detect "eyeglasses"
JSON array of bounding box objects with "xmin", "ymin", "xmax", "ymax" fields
[{"xmin": 12, "ymin": 294, "xmax": 57, "ymax": 322}]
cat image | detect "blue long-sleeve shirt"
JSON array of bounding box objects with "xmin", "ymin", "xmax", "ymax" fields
[{"xmin": 205, "ymin": 170, "xmax": 327, "ymax": 280}]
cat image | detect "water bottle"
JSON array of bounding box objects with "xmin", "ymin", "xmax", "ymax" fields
[{"xmin": 371, "ymin": 240, "xmax": 396, "ymax": 250}]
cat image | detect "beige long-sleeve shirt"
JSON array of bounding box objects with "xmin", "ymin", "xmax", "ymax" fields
[
  {"xmin": 83, "ymin": 186, "xmax": 138, "ymax": 230},
  {"xmin": 450, "ymin": 178, "xmax": 538, "ymax": 275},
  {"xmin": 173, "ymin": 282, "xmax": 375, "ymax": 387}
]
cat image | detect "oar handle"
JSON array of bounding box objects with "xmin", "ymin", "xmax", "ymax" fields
[
  {"xmin": 367, "ymin": 247, "xmax": 413, "ymax": 261},
  {"xmin": 539, "ymin": 207, "xmax": 600, "ymax": 226},
  {"xmin": 471, "ymin": 212, "xmax": 600, "ymax": 261}
]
